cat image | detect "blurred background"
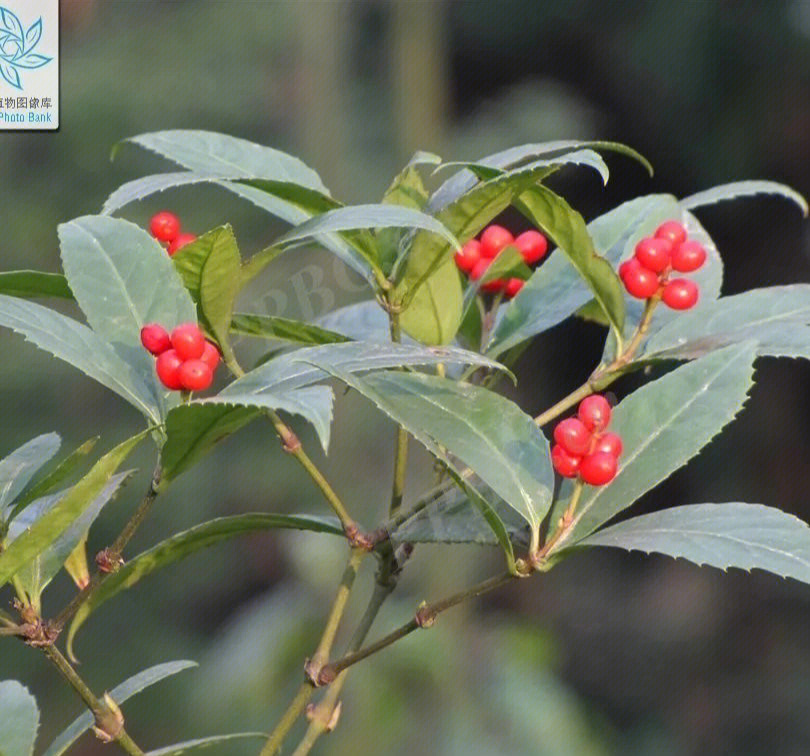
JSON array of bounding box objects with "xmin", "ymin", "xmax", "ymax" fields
[{"xmin": 2, "ymin": 1, "xmax": 810, "ymax": 754}]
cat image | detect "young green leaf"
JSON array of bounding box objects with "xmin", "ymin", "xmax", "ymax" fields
[
  {"xmin": 680, "ymin": 180, "xmax": 808, "ymax": 215},
  {"xmin": 580, "ymin": 503, "xmax": 810, "ymax": 585},
  {"xmin": 230, "ymin": 313, "xmax": 351, "ymax": 346},
  {"xmin": 398, "ymin": 255, "xmax": 464, "ymax": 344},
  {"xmin": 549, "ymin": 343, "xmax": 758, "ymax": 554},
  {"xmin": 0, "ymin": 433, "xmax": 60, "ymax": 521},
  {"xmin": 66, "ymin": 514, "xmax": 342, "ymax": 655},
  {"xmin": 145, "ymin": 733, "xmax": 269, "ymax": 756},
  {"xmin": 0, "ymin": 271, "xmax": 73, "ymax": 299},
  {"xmin": 0, "ymin": 431, "xmax": 147, "ymax": 589},
  {"xmin": 0, "ymin": 296, "xmax": 160, "ymax": 423},
  {"xmin": 197, "ymin": 227, "xmax": 241, "ymax": 354},
  {"xmin": 43, "ymin": 661, "xmax": 197, "ymax": 756},
  {"xmin": 0, "ymin": 680, "xmax": 38, "ymax": 756},
  {"xmin": 310, "ymin": 369, "xmax": 553, "ymax": 531}
]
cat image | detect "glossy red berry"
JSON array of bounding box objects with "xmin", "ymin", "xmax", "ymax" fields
[
  {"xmin": 480, "ymin": 225, "xmax": 514, "ymax": 259},
  {"xmin": 654, "ymin": 220, "xmax": 688, "ymax": 247},
  {"xmin": 514, "ymin": 230, "xmax": 548, "ymax": 265},
  {"xmin": 470, "ymin": 258, "xmax": 490, "ymax": 281},
  {"xmin": 178, "ymin": 360, "xmax": 214, "ymax": 391},
  {"xmin": 620, "ymin": 258, "xmax": 660, "ymax": 299},
  {"xmin": 579, "ymin": 452, "xmax": 618, "ymax": 486},
  {"xmin": 149, "ymin": 211, "xmax": 181, "ymax": 243},
  {"xmin": 551, "ymin": 444, "xmax": 582, "ymax": 478},
  {"xmin": 168, "ymin": 233, "xmax": 197, "ymax": 256},
  {"xmin": 553, "ymin": 417, "xmax": 591, "ymax": 456},
  {"xmin": 170, "ymin": 323, "xmax": 205, "ymax": 361},
  {"xmin": 578, "ymin": 394, "xmax": 612, "ymax": 432},
  {"xmin": 140, "ymin": 323, "xmax": 171, "ymax": 355},
  {"xmin": 455, "ymin": 240, "xmax": 482, "ymax": 273},
  {"xmin": 662, "ymin": 278, "xmax": 699, "ymax": 310},
  {"xmin": 670, "ymin": 240, "xmax": 706, "ymax": 272},
  {"xmin": 504, "ymin": 278, "xmax": 524, "ymax": 299},
  {"xmin": 155, "ymin": 349, "xmax": 183, "ymax": 390},
  {"xmin": 593, "ymin": 432, "xmax": 623, "ymax": 458},
  {"xmin": 200, "ymin": 341, "xmax": 221, "ymax": 372},
  {"xmin": 634, "ymin": 237, "xmax": 672, "ymax": 274},
  {"xmin": 481, "ymin": 278, "xmax": 506, "ymax": 294}
]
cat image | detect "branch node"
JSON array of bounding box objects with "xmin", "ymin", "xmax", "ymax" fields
[
  {"xmin": 414, "ymin": 601, "xmax": 436, "ymax": 629},
  {"xmin": 95, "ymin": 548, "xmax": 124, "ymax": 574},
  {"xmin": 316, "ymin": 665, "xmax": 337, "ymax": 686},
  {"xmin": 14, "ymin": 600, "xmax": 59, "ymax": 647},
  {"xmin": 344, "ymin": 524, "xmax": 375, "ymax": 551},
  {"xmin": 305, "ymin": 700, "xmax": 342, "ymax": 732},
  {"xmin": 281, "ymin": 430, "xmax": 302, "ymax": 454},
  {"xmin": 92, "ymin": 693, "xmax": 125, "ymax": 743}
]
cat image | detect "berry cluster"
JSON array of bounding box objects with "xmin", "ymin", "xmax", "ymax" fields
[
  {"xmin": 140, "ymin": 322, "xmax": 220, "ymax": 392},
  {"xmin": 618, "ymin": 220, "xmax": 706, "ymax": 310},
  {"xmin": 551, "ymin": 395, "xmax": 622, "ymax": 486},
  {"xmin": 454, "ymin": 224, "xmax": 549, "ymax": 299},
  {"xmin": 149, "ymin": 211, "xmax": 197, "ymax": 256}
]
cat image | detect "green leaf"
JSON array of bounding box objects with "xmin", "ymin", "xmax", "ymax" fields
[
  {"xmin": 66, "ymin": 514, "xmax": 342, "ymax": 653},
  {"xmin": 58, "ymin": 215, "xmax": 197, "ymax": 419},
  {"xmin": 0, "ymin": 432, "xmax": 147, "ymax": 589},
  {"xmin": 316, "ymin": 301, "xmax": 392, "ymax": 342},
  {"xmin": 399, "ymin": 255, "xmax": 464, "ymax": 345},
  {"xmin": 0, "ymin": 680, "xmax": 38, "ymax": 756},
  {"xmin": 311, "ymin": 370, "xmax": 553, "ymax": 530},
  {"xmin": 549, "ymin": 343, "xmax": 757, "ymax": 554},
  {"xmin": 219, "ymin": 341, "xmax": 508, "ymax": 398},
  {"xmin": 680, "ymin": 180, "xmax": 808, "ymax": 215},
  {"xmin": 145, "ymin": 733, "xmax": 268, "ymax": 756},
  {"xmin": 462, "ymin": 245, "xmax": 530, "ymax": 315},
  {"xmin": 11, "ymin": 437, "xmax": 99, "ymax": 519},
  {"xmin": 0, "ymin": 433, "xmax": 60, "ymax": 521},
  {"xmin": 43, "ymin": 661, "xmax": 197, "ymax": 756},
  {"xmin": 0, "ymin": 296, "xmax": 160, "ymax": 422},
  {"xmin": 514, "ymin": 185, "xmax": 626, "ymax": 346},
  {"xmin": 8, "ymin": 472, "xmax": 131, "ymax": 600},
  {"xmin": 230, "ymin": 313, "xmax": 350, "ymax": 346},
  {"xmin": 198, "ymin": 228, "xmax": 241, "ymax": 352},
  {"xmin": 0, "ymin": 271, "xmax": 72, "ymax": 299},
  {"xmin": 641, "ymin": 285, "xmax": 810, "ymax": 361},
  {"xmin": 580, "ymin": 503, "xmax": 810, "ymax": 584}
]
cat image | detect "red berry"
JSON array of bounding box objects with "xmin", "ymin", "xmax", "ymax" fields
[
  {"xmin": 200, "ymin": 341, "xmax": 221, "ymax": 372},
  {"xmin": 504, "ymin": 278, "xmax": 524, "ymax": 299},
  {"xmin": 455, "ymin": 240, "xmax": 482, "ymax": 273},
  {"xmin": 551, "ymin": 444, "xmax": 582, "ymax": 478},
  {"xmin": 654, "ymin": 220, "xmax": 688, "ymax": 247},
  {"xmin": 620, "ymin": 258, "xmax": 660, "ymax": 299},
  {"xmin": 593, "ymin": 432, "xmax": 623, "ymax": 458},
  {"xmin": 168, "ymin": 233, "xmax": 197, "ymax": 256},
  {"xmin": 634, "ymin": 237, "xmax": 672, "ymax": 274},
  {"xmin": 178, "ymin": 360, "xmax": 214, "ymax": 391},
  {"xmin": 579, "ymin": 452, "xmax": 618, "ymax": 486},
  {"xmin": 149, "ymin": 211, "xmax": 181, "ymax": 243},
  {"xmin": 140, "ymin": 323, "xmax": 171, "ymax": 355},
  {"xmin": 578, "ymin": 394, "xmax": 611, "ymax": 432},
  {"xmin": 662, "ymin": 278, "xmax": 699, "ymax": 310},
  {"xmin": 171, "ymin": 323, "xmax": 205, "ymax": 360},
  {"xmin": 481, "ymin": 278, "xmax": 506, "ymax": 294},
  {"xmin": 514, "ymin": 230, "xmax": 548, "ymax": 265},
  {"xmin": 155, "ymin": 349, "xmax": 183, "ymax": 390},
  {"xmin": 479, "ymin": 225, "xmax": 514, "ymax": 259},
  {"xmin": 470, "ymin": 258, "xmax": 490, "ymax": 281},
  {"xmin": 670, "ymin": 240, "xmax": 706, "ymax": 272},
  {"xmin": 553, "ymin": 417, "xmax": 592, "ymax": 456}
]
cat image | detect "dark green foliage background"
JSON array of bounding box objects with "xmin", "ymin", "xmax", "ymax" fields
[{"xmin": 2, "ymin": 2, "xmax": 809, "ymax": 754}]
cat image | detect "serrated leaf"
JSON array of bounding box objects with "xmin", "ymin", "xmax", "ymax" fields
[
  {"xmin": 681, "ymin": 181, "xmax": 808, "ymax": 215},
  {"xmin": 0, "ymin": 271, "xmax": 72, "ymax": 299},
  {"xmin": 399, "ymin": 255, "xmax": 463, "ymax": 345},
  {"xmin": 311, "ymin": 370, "xmax": 553, "ymax": 530},
  {"xmin": 515, "ymin": 185, "xmax": 626, "ymax": 347},
  {"xmin": 548, "ymin": 343, "xmax": 758, "ymax": 554},
  {"xmin": 230, "ymin": 313, "xmax": 350, "ymax": 345},
  {"xmin": 198, "ymin": 229, "xmax": 241, "ymax": 353},
  {"xmin": 316, "ymin": 301, "xmax": 392, "ymax": 342},
  {"xmin": 66, "ymin": 514, "xmax": 342, "ymax": 654},
  {"xmin": 8, "ymin": 472, "xmax": 130, "ymax": 600},
  {"xmin": 0, "ymin": 680, "xmax": 38, "ymax": 756},
  {"xmin": 580, "ymin": 503, "xmax": 810, "ymax": 584},
  {"xmin": 43, "ymin": 661, "xmax": 197, "ymax": 756},
  {"xmin": 0, "ymin": 433, "xmax": 60, "ymax": 521},
  {"xmin": 0, "ymin": 296, "xmax": 160, "ymax": 422},
  {"xmin": 0, "ymin": 432, "xmax": 147, "ymax": 589},
  {"xmin": 58, "ymin": 215, "xmax": 197, "ymax": 419},
  {"xmin": 641, "ymin": 285, "xmax": 810, "ymax": 361},
  {"xmin": 145, "ymin": 733, "xmax": 268, "ymax": 756}
]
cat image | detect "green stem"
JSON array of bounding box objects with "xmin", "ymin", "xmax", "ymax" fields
[
  {"xmin": 42, "ymin": 645, "xmax": 145, "ymax": 755},
  {"xmin": 258, "ymin": 683, "xmax": 313, "ymax": 756},
  {"xmin": 388, "ymin": 308, "xmax": 410, "ymax": 518}
]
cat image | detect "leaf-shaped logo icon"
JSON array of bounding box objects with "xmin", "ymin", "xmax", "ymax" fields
[{"xmin": 0, "ymin": 7, "xmax": 52, "ymax": 90}]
